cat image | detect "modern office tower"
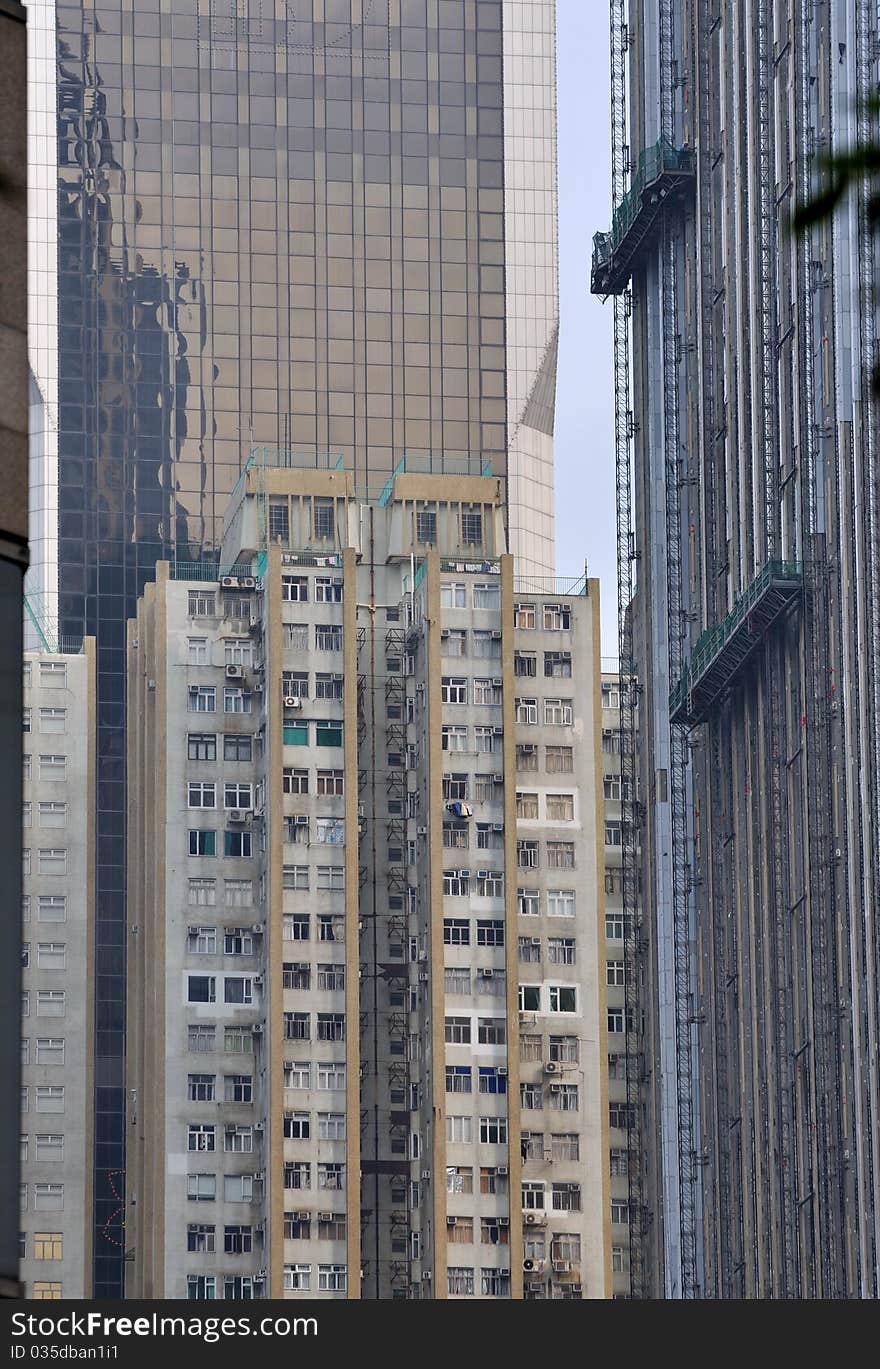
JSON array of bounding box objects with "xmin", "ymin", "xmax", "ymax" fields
[
  {"xmin": 600, "ymin": 668, "xmax": 634, "ymax": 1299},
  {"xmin": 593, "ymin": 1, "xmax": 880, "ymax": 1298},
  {"xmin": 127, "ymin": 466, "xmax": 605, "ymax": 1300},
  {"xmin": 1, "ymin": 0, "xmax": 28, "ymax": 1299},
  {"xmin": 26, "ymin": 0, "xmax": 558, "ymax": 1293},
  {"xmin": 20, "ymin": 643, "xmax": 96, "ymax": 1300}
]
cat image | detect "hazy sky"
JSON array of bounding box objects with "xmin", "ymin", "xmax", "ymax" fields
[{"xmin": 554, "ymin": 3, "xmax": 615, "ymax": 655}]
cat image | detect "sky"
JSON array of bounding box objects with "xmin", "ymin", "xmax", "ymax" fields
[{"xmin": 553, "ymin": 2, "xmax": 615, "ymax": 656}]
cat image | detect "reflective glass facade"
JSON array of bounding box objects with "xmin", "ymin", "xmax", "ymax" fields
[{"xmin": 41, "ymin": 0, "xmax": 555, "ymax": 1295}]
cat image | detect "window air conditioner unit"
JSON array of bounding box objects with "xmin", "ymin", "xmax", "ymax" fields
[
  {"xmin": 482, "ymin": 967, "xmax": 494, "ymax": 978},
  {"xmin": 188, "ymin": 685, "xmax": 200, "ymax": 694},
  {"xmin": 492, "ymin": 823, "xmax": 504, "ymax": 832},
  {"xmin": 187, "ymin": 925, "xmax": 201, "ymax": 936},
  {"xmin": 254, "ymin": 682, "xmax": 264, "ymax": 693},
  {"xmin": 491, "ymin": 677, "xmax": 503, "ymax": 687},
  {"xmin": 491, "ymin": 630, "xmax": 502, "ymax": 639},
  {"xmin": 544, "ymin": 1060, "xmax": 560, "ymax": 1073},
  {"xmin": 284, "ymin": 696, "xmax": 301, "ymax": 708},
  {"xmin": 417, "ymin": 826, "xmax": 428, "ymax": 836},
  {"xmin": 422, "ymin": 1271, "xmax": 432, "ymax": 1282},
  {"xmin": 499, "ymin": 1268, "xmax": 511, "ymax": 1278},
  {"xmin": 421, "ymin": 1170, "xmax": 431, "ymax": 1181},
  {"xmin": 250, "ymin": 924, "xmax": 263, "ymax": 935},
  {"xmin": 497, "ymin": 1066, "xmax": 507, "ymax": 1076},
  {"xmin": 252, "ymin": 1023, "xmax": 264, "ymax": 1035},
  {"xmin": 255, "ymin": 1270, "xmax": 267, "ymax": 1282},
  {"xmin": 254, "ymin": 1121, "xmax": 265, "ymax": 1132},
  {"xmin": 458, "ymin": 869, "xmax": 470, "ymax": 879},
  {"xmin": 498, "ymin": 1217, "xmax": 509, "ymax": 1227},
  {"xmin": 230, "ymin": 810, "xmax": 248, "ymax": 823},
  {"xmin": 531, "ymin": 937, "xmax": 542, "ymax": 946},
  {"xmin": 553, "ymin": 1260, "xmax": 571, "ymax": 1274},
  {"xmin": 492, "ymin": 726, "xmax": 503, "ymax": 735},
  {"xmin": 226, "ymin": 664, "xmax": 244, "ymax": 679},
  {"xmin": 221, "ymin": 577, "xmax": 239, "ymax": 589},
  {"xmin": 253, "ymin": 975, "xmax": 264, "ymax": 987},
  {"xmin": 255, "ymin": 1222, "xmax": 265, "ymax": 1234},
  {"xmin": 418, "ymin": 971, "xmax": 429, "ymax": 983},
  {"xmin": 319, "ymin": 1212, "xmax": 333, "ymax": 1222},
  {"xmin": 240, "ymin": 577, "xmax": 256, "ymax": 589},
  {"xmin": 523, "ymin": 1258, "xmax": 536, "ymax": 1272},
  {"xmin": 295, "ymin": 1211, "xmax": 310, "ymax": 1222},
  {"xmin": 497, "ymin": 1165, "xmax": 508, "ymax": 1176},
  {"xmin": 476, "ymin": 869, "xmax": 489, "ymax": 880}
]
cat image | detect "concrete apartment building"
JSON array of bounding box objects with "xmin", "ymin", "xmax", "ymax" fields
[
  {"xmin": 127, "ymin": 463, "xmax": 608, "ymax": 1300},
  {"xmin": 20, "ymin": 643, "xmax": 95, "ymax": 1299}
]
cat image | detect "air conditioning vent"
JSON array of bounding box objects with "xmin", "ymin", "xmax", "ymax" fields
[
  {"xmin": 284, "ymin": 696, "xmax": 302, "ymax": 709},
  {"xmin": 252, "ymin": 1023, "xmax": 264, "ymax": 1035},
  {"xmin": 228, "ymin": 810, "xmax": 246, "ymax": 823},
  {"xmin": 226, "ymin": 664, "xmax": 244, "ymax": 679},
  {"xmin": 239, "ymin": 577, "xmax": 256, "ymax": 589},
  {"xmin": 523, "ymin": 1258, "xmax": 535, "ymax": 1272},
  {"xmin": 544, "ymin": 1060, "xmax": 560, "ymax": 1074},
  {"xmin": 221, "ymin": 577, "xmax": 239, "ymax": 589}
]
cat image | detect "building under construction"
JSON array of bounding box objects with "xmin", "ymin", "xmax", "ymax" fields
[{"xmin": 594, "ymin": 1, "xmax": 880, "ymax": 1297}]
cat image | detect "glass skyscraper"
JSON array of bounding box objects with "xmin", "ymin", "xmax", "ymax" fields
[{"xmin": 27, "ymin": 0, "xmax": 557, "ymax": 1295}]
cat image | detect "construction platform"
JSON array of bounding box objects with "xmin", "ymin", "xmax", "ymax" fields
[
  {"xmin": 669, "ymin": 560, "xmax": 804, "ymax": 725},
  {"xmin": 591, "ymin": 138, "xmax": 696, "ymax": 296}
]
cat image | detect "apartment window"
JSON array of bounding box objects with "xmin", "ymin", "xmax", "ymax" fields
[
  {"xmin": 545, "ymin": 892, "xmax": 575, "ymax": 924},
  {"xmin": 550, "ymin": 1084, "xmax": 580, "ymax": 1112},
  {"xmin": 477, "ymin": 1017, "xmax": 505, "ymax": 1045},
  {"xmin": 517, "ymin": 841, "xmax": 539, "ymax": 869},
  {"xmin": 188, "ymin": 637, "xmax": 209, "ymax": 666},
  {"xmin": 516, "ymin": 743, "xmax": 538, "ymax": 771},
  {"xmin": 546, "ymin": 793, "xmax": 574, "ymax": 822},
  {"xmin": 224, "ymin": 1224, "xmax": 253, "ymax": 1255},
  {"xmin": 35, "ymin": 1087, "xmax": 65, "ymax": 1113},
  {"xmin": 551, "ymin": 1134, "xmax": 581, "ymax": 1164},
  {"xmin": 22, "ymin": 801, "xmax": 32, "ymax": 830},
  {"xmin": 443, "ymin": 824, "xmax": 468, "ymax": 851},
  {"xmin": 224, "ymin": 639, "xmax": 253, "ymax": 668},
  {"xmin": 316, "ymin": 624, "xmax": 342, "ymax": 652},
  {"xmin": 605, "ymin": 821, "xmax": 623, "ymax": 847},
  {"xmin": 476, "ymin": 823, "xmax": 503, "ymax": 850},
  {"xmin": 481, "ymin": 1218, "xmax": 509, "ymax": 1248},
  {"xmin": 514, "ymin": 652, "xmax": 537, "ymax": 679},
  {"xmin": 314, "ymin": 576, "xmax": 343, "ymax": 604},
  {"xmin": 519, "ymin": 937, "xmax": 541, "ymax": 964},
  {"xmin": 611, "ymin": 1200, "xmax": 629, "ymax": 1225},
  {"xmin": 546, "ymin": 745, "xmax": 574, "ymax": 775},
  {"xmin": 284, "ymin": 961, "xmax": 311, "ymax": 992},
  {"xmin": 224, "ymin": 1125, "xmax": 254, "ymax": 1154},
  {"xmin": 317, "ymin": 964, "xmax": 345, "ymax": 993},
  {"xmin": 33, "ymin": 1185, "xmax": 64, "ymax": 1212},
  {"xmin": 316, "ymin": 866, "xmax": 344, "ymax": 892},
  {"xmin": 188, "ymin": 976, "xmax": 216, "ymax": 1004},
  {"xmin": 551, "ymin": 1182, "xmax": 582, "ymax": 1213},
  {"xmin": 442, "ymin": 628, "xmax": 467, "ymax": 658},
  {"xmin": 608, "ymin": 1007, "xmax": 625, "ymax": 1034},
  {"xmin": 224, "ymin": 783, "xmax": 253, "ymax": 811},
  {"xmin": 285, "ymin": 622, "xmax": 308, "ymax": 650},
  {"xmin": 472, "ymin": 629, "xmax": 500, "ymax": 658},
  {"xmin": 544, "ymin": 650, "xmax": 573, "ymax": 678},
  {"xmin": 473, "ymin": 678, "xmax": 502, "ymax": 705},
  {"xmin": 36, "ymin": 943, "xmax": 66, "ymax": 971},
  {"xmin": 445, "ymin": 1016, "xmax": 471, "ymax": 1045},
  {"xmin": 317, "ymin": 1213, "xmax": 347, "ymax": 1242},
  {"xmin": 38, "ymin": 802, "xmax": 68, "ymax": 830},
  {"xmin": 516, "ymin": 791, "xmax": 539, "ymax": 820},
  {"xmin": 443, "ymin": 773, "xmax": 469, "ymax": 801},
  {"xmin": 283, "ymin": 1109, "xmax": 310, "ymax": 1137},
  {"xmin": 39, "ymin": 708, "xmax": 66, "ymax": 734},
  {"xmin": 547, "ymin": 842, "xmax": 575, "ymax": 870},
  {"xmin": 517, "ymin": 887, "xmax": 540, "ymax": 917},
  {"xmin": 548, "ymin": 985, "xmax": 577, "ymax": 1014},
  {"xmin": 416, "ymin": 508, "xmax": 437, "ymax": 543},
  {"xmin": 223, "ymin": 1175, "xmax": 254, "ymax": 1202},
  {"xmin": 282, "ymin": 768, "xmax": 309, "ymax": 799},
  {"xmin": 223, "ymin": 734, "xmax": 252, "ymax": 763},
  {"xmin": 446, "ymin": 1166, "xmax": 473, "ymax": 1195},
  {"xmin": 317, "ymin": 1013, "xmax": 345, "ymax": 1042},
  {"xmin": 282, "ymin": 576, "xmax": 308, "ymax": 602},
  {"xmin": 35, "ymin": 1039, "xmax": 64, "ymax": 1066},
  {"xmin": 22, "ymin": 708, "xmax": 30, "ymax": 733},
  {"xmin": 446, "ymin": 1115, "xmax": 473, "ymax": 1144},
  {"xmin": 443, "ymin": 871, "xmax": 470, "ymax": 898},
  {"xmin": 188, "ymin": 1025, "xmax": 216, "ymax": 1054},
  {"xmin": 39, "ymin": 661, "xmax": 67, "ymax": 688},
  {"xmin": 185, "ymin": 878, "xmax": 215, "ymax": 909},
  {"xmin": 317, "ymin": 1063, "xmax": 346, "ymax": 1091},
  {"xmin": 610, "ymin": 1103, "xmax": 633, "ymax": 1130},
  {"xmin": 442, "ymin": 724, "xmax": 468, "ymax": 753},
  {"xmin": 606, "ymin": 871, "xmax": 624, "ymax": 901},
  {"xmin": 36, "ymin": 991, "xmax": 65, "ymax": 1019},
  {"xmin": 441, "ymin": 676, "xmax": 467, "ymax": 704},
  {"xmin": 521, "ymin": 1082, "xmax": 543, "ymax": 1110},
  {"xmin": 607, "ymin": 960, "xmax": 626, "ymax": 986},
  {"xmin": 610, "ymin": 1148, "xmax": 628, "ymax": 1177},
  {"xmin": 283, "ymin": 720, "xmax": 309, "ymax": 748},
  {"xmin": 318, "ymin": 914, "xmax": 344, "ymax": 943},
  {"xmin": 225, "ymin": 879, "xmax": 253, "ymax": 908},
  {"xmin": 318, "ymin": 1113, "xmax": 345, "ymax": 1141},
  {"xmin": 443, "ymin": 918, "xmax": 470, "ymax": 946},
  {"xmin": 284, "ymin": 1161, "xmax": 311, "ymax": 1192},
  {"xmin": 602, "ymin": 683, "xmax": 621, "ymax": 710},
  {"xmin": 473, "ymin": 582, "xmax": 499, "ymax": 609},
  {"xmin": 225, "ymin": 1027, "xmax": 253, "ymax": 1054},
  {"xmin": 548, "ymin": 937, "xmax": 576, "ymax": 966},
  {"xmin": 602, "ymin": 728, "xmax": 621, "ymax": 755},
  {"xmin": 447, "ymin": 1266, "xmax": 474, "ymax": 1297},
  {"xmin": 446, "ymin": 1065, "xmax": 472, "ymax": 1094},
  {"xmin": 187, "ymin": 1123, "xmax": 216, "ymax": 1153},
  {"xmin": 316, "ymin": 810, "xmax": 344, "ymax": 843},
  {"xmin": 187, "ymin": 733, "xmax": 216, "ymax": 762},
  {"xmin": 28, "ymin": 1230, "xmax": 62, "ymax": 1260},
  {"xmin": 478, "ymin": 1067, "xmax": 506, "ymax": 1095},
  {"xmin": 315, "ymin": 720, "xmax": 343, "ymax": 747},
  {"xmin": 224, "ymin": 977, "xmax": 254, "ymax": 1005},
  {"xmin": 187, "ymin": 925, "xmax": 216, "ymax": 954},
  {"xmin": 224, "ymin": 688, "xmax": 252, "ymax": 714},
  {"xmin": 188, "ymin": 687, "xmax": 216, "ymax": 714},
  {"xmin": 315, "ymin": 673, "xmax": 344, "ymax": 700},
  {"xmin": 284, "ymin": 1265, "xmax": 311, "ymax": 1292},
  {"xmin": 186, "ymin": 1172, "xmax": 216, "ymax": 1203},
  {"xmin": 479, "ymin": 1116, "xmax": 507, "ymax": 1145},
  {"xmin": 224, "ymin": 1075, "xmax": 252, "ymax": 1104},
  {"xmin": 23, "ymin": 849, "xmax": 30, "ymax": 877},
  {"xmin": 440, "ymin": 582, "xmax": 467, "ymax": 608},
  {"xmin": 38, "ymin": 849, "xmax": 67, "ymax": 876},
  {"xmin": 447, "ymin": 1215, "xmax": 474, "ymax": 1245},
  {"xmin": 476, "ymin": 871, "xmax": 504, "ymax": 897},
  {"xmin": 187, "ymin": 1224, "xmax": 215, "ymax": 1254},
  {"xmin": 519, "ymin": 985, "xmax": 541, "ymax": 1012},
  {"xmin": 312, "ymin": 499, "xmax": 335, "ymax": 540},
  {"xmin": 318, "ymin": 1265, "xmax": 347, "ymax": 1293},
  {"xmin": 224, "ymin": 830, "xmax": 252, "ymax": 858},
  {"xmin": 543, "ymin": 603, "xmax": 572, "ymax": 630},
  {"xmin": 32, "ymin": 1283, "xmax": 63, "ymax": 1301},
  {"xmin": 549, "ymin": 1035, "xmax": 579, "ymax": 1064},
  {"xmin": 515, "ymin": 697, "xmax": 538, "ymax": 725},
  {"xmin": 38, "ymin": 754, "xmax": 65, "ymax": 781},
  {"xmin": 544, "ymin": 698, "xmax": 573, "ymax": 726},
  {"xmin": 612, "ymin": 1246, "xmax": 626, "ymax": 1274},
  {"xmin": 282, "ymin": 671, "xmax": 309, "ymax": 700},
  {"xmin": 316, "ymin": 769, "xmax": 344, "ymax": 796},
  {"xmin": 188, "ymin": 782, "xmax": 216, "ymax": 810},
  {"xmin": 188, "ymin": 1074, "xmax": 216, "ymax": 1102},
  {"xmin": 476, "ymin": 920, "xmax": 504, "ymax": 947},
  {"xmin": 608, "ymin": 1054, "xmax": 628, "ymax": 1082},
  {"xmin": 284, "ymin": 1012, "xmax": 311, "ymax": 1042}
]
